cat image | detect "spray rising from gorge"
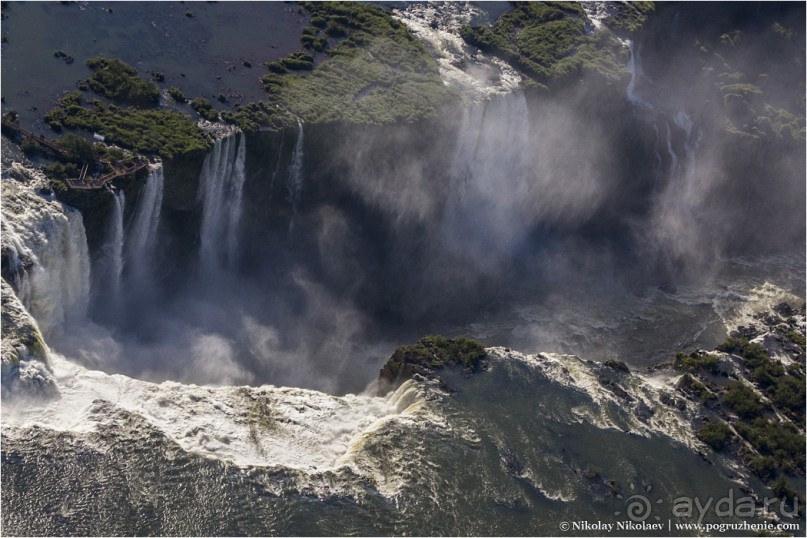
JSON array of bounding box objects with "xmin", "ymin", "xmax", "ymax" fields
[{"xmin": 0, "ymin": 2, "xmax": 804, "ymax": 535}]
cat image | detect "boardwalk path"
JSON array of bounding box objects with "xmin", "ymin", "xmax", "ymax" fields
[{"xmin": 2, "ymin": 119, "xmax": 147, "ymax": 190}]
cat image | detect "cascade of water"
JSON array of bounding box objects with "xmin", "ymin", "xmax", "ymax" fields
[
  {"xmin": 226, "ymin": 138, "xmax": 247, "ymax": 263},
  {"xmin": 392, "ymin": 3, "xmax": 521, "ymax": 100},
  {"xmin": 198, "ymin": 132, "xmax": 247, "ymax": 273},
  {"xmin": 126, "ymin": 165, "xmax": 164, "ymax": 280},
  {"xmin": 286, "ymin": 119, "xmax": 304, "ymax": 211},
  {"xmin": 674, "ymin": 111, "xmax": 701, "ymax": 173},
  {"xmin": 625, "ymin": 40, "xmax": 653, "ymax": 109},
  {"xmin": 441, "ymin": 92, "xmax": 533, "ymax": 267},
  {"xmin": 672, "ymin": 111, "xmax": 703, "ymax": 210},
  {"xmin": 105, "ymin": 190, "xmax": 126, "ymax": 302},
  {"xmin": 1, "ymin": 220, "xmax": 34, "ymax": 303},
  {"xmin": 1, "ymin": 188, "xmax": 92, "ymax": 336}
]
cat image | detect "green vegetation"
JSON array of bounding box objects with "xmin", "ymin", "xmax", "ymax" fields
[
  {"xmin": 696, "ymin": 421, "xmax": 733, "ymax": 451},
  {"xmin": 736, "ymin": 419, "xmax": 805, "ymax": 475},
  {"xmin": 717, "ymin": 337, "xmax": 767, "ymax": 364},
  {"xmin": 674, "ymin": 318, "xmax": 805, "ymax": 494},
  {"xmin": 379, "ymin": 335, "xmax": 487, "ymax": 393},
  {"xmin": 673, "ymin": 351, "xmax": 720, "ymax": 374},
  {"xmin": 602, "ymin": 2, "xmax": 655, "ymax": 33},
  {"xmin": 283, "ymin": 51, "xmax": 315, "ymax": 71},
  {"xmin": 55, "ymin": 132, "xmax": 95, "ymax": 162},
  {"xmin": 190, "ymin": 98, "xmax": 219, "ymax": 122},
  {"xmin": 676, "ymin": 373, "xmax": 717, "ymax": 402},
  {"xmin": 771, "ymin": 475, "xmax": 800, "ymax": 506},
  {"xmin": 266, "ymin": 52, "xmax": 315, "ymax": 73},
  {"xmin": 45, "ymin": 92, "xmax": 210, "ymax": 160},
  {"xmin": 694, "ymin": 22, "xmax": 805, "ymax": 141},
  {"xmin": 168, "ymin": 87, "xmax": 186, "ymax": 102},
  {"xmin": 786, "ymin": 331, "xmax": 805, "ymax": 348},
  {"xmin": 219, "ymin": 102, "xmax": 294, "ymax": 134},
  {"xmin": 389, "ymin": 335, "xmax": 486, "ymax": 371},
  {"xmin": 458, "ymin": 2, "xmax": 632, "ymax": 87},
  {"xmin": 43, "ymin": 161, "xmax": 81, "ymax": 182},
  {"xmin": 85, "ymin": 57, "xmax": 160, "ymax": 107},
  {"xmin": 723, "ymin": 382, "xmax": 766, "ymax": 418},
  {"xmin": 717, "ymin": 336, "xmax": 804, "ymax": 421},
  {"xmin": 260, "ymin": 2, "xmax": 454, "ymax": 125}
]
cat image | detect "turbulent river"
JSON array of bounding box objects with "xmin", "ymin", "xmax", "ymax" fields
[
  {"xmin": 1, "ymin": 146, "xmax": 803, "ymax": 535},
  {"xmin": 1, "ymin": 2, "xmax": 805, "ymax": 536}
]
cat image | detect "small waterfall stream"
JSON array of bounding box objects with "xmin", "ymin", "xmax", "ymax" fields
[
  {"xmin": 110, "ymin": 190, "xmax": 125, "ymax": 299},
  {"xmin": 92, "ymin": 189, "xmax": 126, "ymax": 317},
  {"xmin": 286, "ymin": 119, "xmax": 304, "ymax": 212},
  {"xmin": 623, "ymin": 37, "xmax": 706, "ymax": 261}
]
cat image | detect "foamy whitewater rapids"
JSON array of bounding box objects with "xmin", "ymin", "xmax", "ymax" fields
[
  {"xmin": 392, "ymin": 3, "xmax": 522, "ymax": 101},
  {"xmin": 1, "ymin": 164, "xmax": 800, "ymax": 534},
  {"xmin": 1, "ymin": 352, "xmax": 429, "ymax": 493}
]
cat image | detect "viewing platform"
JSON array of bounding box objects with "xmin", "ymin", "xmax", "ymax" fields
[
  {"xmin": 3, "ymin": 116, "xmax": 148, "ymax": 191},
  {"xmin": 66, "ymin": 160, "xmax": 148, "ymax": 190}
]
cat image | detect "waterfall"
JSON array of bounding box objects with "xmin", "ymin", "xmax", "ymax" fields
[
  {"xmin": 625, "ymin": 40, "xmax": 652, "ymax": 109},
  {"xmin": 97, "ymin": 189, "xmax": 126, "ymax": 307},
  {"xmin": 622, "ymin": 34, "xmax": 706, "ymax": 257},
  {"xmin": 674, "ymin": 111, "xmax": 701, "ymax": 174},
  {"xmin": 127, "ymin": 165, "xmax": 164, "ymax": 279},
  {"xmin": 1, "ymin": 221, "xmax": 34, "ymax": 304},
  {"xmin": 286, "ymin": 119, "xmax": 304, "ymax": 211},
  {"xmin": 441, "ymin": 92, "xmax": 534, "ymax": 268},
  {"xmin": 111, "ymin": 190, "xmax": 125, "ymax": 297},
  {"xmin": 198, "ymin": 132, "xmax": 247, "ymax": 274},
  {"xmin": 1, "ymin": 180, "xmax": 91, "ymax": 336},
  {"xmin": 672, "ymin": 111, "xmax": 702, "ymax": 209}
]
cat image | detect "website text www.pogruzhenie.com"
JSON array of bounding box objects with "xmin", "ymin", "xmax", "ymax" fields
[
  {"xmin": 673, "ymin": 521, "xmax": 801, "ymax": 534},
  {"xmin": 557, "ymin": 488, "xmax": 802, "ymax": 535},
  {"xmin": 559, "ymin": 520, "xmax": 801, "ymax": 534}
]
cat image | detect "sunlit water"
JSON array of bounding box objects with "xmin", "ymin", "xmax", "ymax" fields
[{"xmin": 2, "ymin": 3, "xmax": 805, "ymax": 535}]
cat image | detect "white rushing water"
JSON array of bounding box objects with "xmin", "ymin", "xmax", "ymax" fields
[
  {"xmin": 1, "ymin": 178, "xmax": 91, "ymax": 337},
  {"xmin": 441, "ymin": 91, "xmax": 532, "ymax": 267},
  {"xmin": 392, "ymin": 3, "xmax": 522, "ymax": 102},
  {"xmin": 1, "ymin": 350, "xmax": 431, "ymax": 495},
  {"xmin": 625, "ymin": 40, "xmax": 653, "ymax": 109},
  {"xmin": 286, "ymin": 118, "xmax": 304, "ymax": 211},
  {"xmin": 106, "ymin": 189, "xmax": 125, "ymax": 302},
  {"xmin": 198, "ymin": 132, "xmax": 247, "ymax": 274},
  {"xmin": 441, "ymin": 91, "xmax": 604, "ymax": 270},
  {"xmin": 619, "ymin": 33, "xmax": 710, "ymax": 266},
  {"xmin": 126, "ymin": 164, "xmax": 164, "ymax": 283}
]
